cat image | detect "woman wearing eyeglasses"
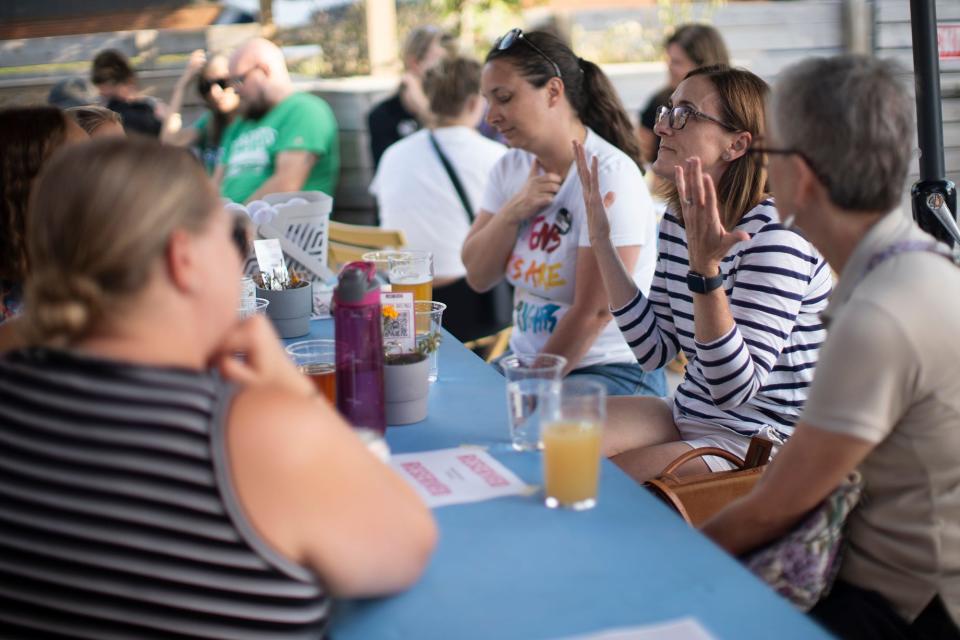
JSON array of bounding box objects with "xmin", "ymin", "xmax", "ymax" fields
[
  {"xmin": 0, "ymin": 138, "xmax": 436, "ymax": 636},
  {"xmin": 162, "ymin": 50, "xmax": 240, "ymax": 174},
  {"xmin": 462, "ymin": 29, "xmax": 664, "ymax": 397},
  {"xmin": 574, "ymin": 65, "xmax": 833, "ymax": 482}
]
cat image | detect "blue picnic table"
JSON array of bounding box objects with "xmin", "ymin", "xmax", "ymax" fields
[{"xmin": 293, "ymin": 320, "xmax": 830, "ymax": 640}]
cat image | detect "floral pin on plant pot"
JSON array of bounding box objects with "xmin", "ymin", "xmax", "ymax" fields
[{"xmin": 382, "ymin": 301, "xmax": 441, "ymax": 425}]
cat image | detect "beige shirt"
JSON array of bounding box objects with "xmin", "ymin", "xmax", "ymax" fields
[{"xmin": 802, "ymin": 210, "xmax": 960, "ymax": 624}]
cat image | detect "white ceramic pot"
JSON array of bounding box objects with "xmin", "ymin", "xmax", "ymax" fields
[{"xmin": 383, "ymin": 355, "xmax": 430, "ymax": 425}]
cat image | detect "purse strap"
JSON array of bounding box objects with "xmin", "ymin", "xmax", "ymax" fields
[
  {"xmin": 660, "ymin": 436, "xmax": 774, "ymax": 476},
  {"xmin": 428, "ymin": 131, "xmax": 474, "ymax": 223},
  {"xmin": 661, "ymin": 447, "xmax": 746, "ymax": 475}
]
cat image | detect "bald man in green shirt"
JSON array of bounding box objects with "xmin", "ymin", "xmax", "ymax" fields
[{"xmin": 216, "ymin": 38, "xmax": 340, "ymax": 203}]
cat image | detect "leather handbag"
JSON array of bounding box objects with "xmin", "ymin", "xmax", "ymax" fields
[{"xmin": 645, "ymin": 437, "xmax": 773, "ymax": 527}]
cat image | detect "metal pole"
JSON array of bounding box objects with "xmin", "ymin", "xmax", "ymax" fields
[{"xmin": 909, "ymin": 0, "xmax": 957, "ymax": 246}]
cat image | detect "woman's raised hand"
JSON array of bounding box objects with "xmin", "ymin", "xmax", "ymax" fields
[
  {"xmin": 676, "ymin": 157, "xmax": 749, "ymax": 275},
  {"xmin": 213, "ymin": 314, "xmax": 316, "ymax": 399},
  {"xmin": 573, "ymin": 139, "xmax": 616, "ymax": 244},
  {"xmin": 503, "ymin": 159, "xmax": 563, "ymax": 225}
]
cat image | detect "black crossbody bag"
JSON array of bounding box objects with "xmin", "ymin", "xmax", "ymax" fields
[{"xmin": 428, "ymin": 131, "xmax": 513, "ymax": 337}]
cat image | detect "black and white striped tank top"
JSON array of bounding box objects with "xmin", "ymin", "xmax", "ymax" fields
[{"xmin": 0, "ymin": 348, "xmax": 329, "ymax": 639}]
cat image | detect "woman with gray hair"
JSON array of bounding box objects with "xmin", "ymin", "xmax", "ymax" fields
[{"xmin": 703, "ymin": 55, "xmax": 960, "ymax": 638}]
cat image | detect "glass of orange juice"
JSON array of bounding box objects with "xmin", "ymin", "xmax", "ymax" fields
[
  {"xmin": 285, "ymin": 339, "xmax": 337, "ymax": 405},
  {"xmin": 542, "ymin": 379, "xmax": 606, "ymax": 511}
]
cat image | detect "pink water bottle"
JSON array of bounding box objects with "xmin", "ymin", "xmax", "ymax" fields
[{"xmin": 334, "ymin": 261, "xmax": 386, "ymax": 435}]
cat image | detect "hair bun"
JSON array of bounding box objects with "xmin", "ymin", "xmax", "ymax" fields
[{"xmin": 24, "ymin": 270, "xmax": 106, "ymax": 346}]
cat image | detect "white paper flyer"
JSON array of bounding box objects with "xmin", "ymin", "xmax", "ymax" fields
[
  {"xmin": 390, "ymin": 447, "xmax": 528, "ymax": 508},
  {"xmin": 559, "ymin": 618, "xmax": 717, "ymax": 640}
]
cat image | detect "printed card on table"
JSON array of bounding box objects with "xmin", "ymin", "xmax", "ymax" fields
[
  {"xmin": 390, "ymin": 447, "xmax": 528, "ymax": 508},
  {"xmin": 253, "ymin": 238, "xmax": 289, "ymax": 290},
  {"xmin": 381, "ymin": 291, "xmax": 416, "ymax": 354},
  {"xmin": 559, "ymin": 618, "xmax": 717, "ymax": 640}
]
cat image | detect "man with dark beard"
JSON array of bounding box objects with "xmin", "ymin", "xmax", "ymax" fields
[{"xmin": 216, "ymin": 38, "xmax": 340, "ymax": 203}]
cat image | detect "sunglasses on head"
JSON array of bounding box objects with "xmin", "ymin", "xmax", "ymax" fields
[
  {"xmin": 496, "ymin": 28, "xmax": 562, "ymax": 79},
  {"xmin": 198, "ymin": 77, "xmax": 230, "ymax": 95}
]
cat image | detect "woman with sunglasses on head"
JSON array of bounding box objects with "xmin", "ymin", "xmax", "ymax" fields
[
  {"xmin": 162, "ymin": 50, "xmax": 240, "ymax": 173},
  {"xmin": 462, "ymin": 29, "xmax": 664, "ymax": 397},
  {"xmin": 573, "ymin": 65, "xmax": 832, "ymax": 482},
  {"xmin": 0, "ymin": 138, "xmax": 436, "ymax": 636}
]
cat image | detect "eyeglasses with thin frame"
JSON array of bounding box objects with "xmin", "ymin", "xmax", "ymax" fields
[
  {"xmin": 199, "ymin": 77, "xmax": 231, "ymax": 95},
  {"xmin": 748, "ymin": 139, "xmax": 832, "ymax": 190},
  {"xmin": 656, "ymin": 104, "xmax": 738, "ymax": 132},
  {"xmin": 496, "ymin": 28, "xmax": 562, "ymax": 79}
]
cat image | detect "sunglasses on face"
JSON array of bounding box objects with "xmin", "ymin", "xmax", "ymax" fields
[
  {"xmin": 230, "ymin": 65, "xmax": 263, "ymax": 89},
  {"xmin": 198, "ymin": 77, "xmax": 230, "ymax": 95},
  {"xmin": 656, "ymin": 104, "xmax": 738, "ymax": 132},
  {"xmin": 496, "ymin": 28, "xmax": 562, "ymax": 79}
]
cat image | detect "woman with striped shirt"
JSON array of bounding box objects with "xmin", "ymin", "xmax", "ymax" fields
[
  {"xmin": 574, "ymin": 65, "xmax": 832, "ymax": 482},
  {"xmin": 0, "ymin": 138, "xmax": 436, "ymax": 637}
]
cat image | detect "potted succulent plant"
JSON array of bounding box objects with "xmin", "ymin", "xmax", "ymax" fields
[{"xmin": 382, "ymin": 304, "xmax": 441, "ymax": 425}]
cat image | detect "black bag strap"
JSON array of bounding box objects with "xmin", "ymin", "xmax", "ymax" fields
[{"xmin": 429, "ymin": 131, "xmax": 474, "ymax": 223}]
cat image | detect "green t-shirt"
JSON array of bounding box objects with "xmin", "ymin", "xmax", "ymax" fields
[
  {"xmin": 191, "ymin": 112, "xmax": 221, "ymax": 174},
  {"xmin": 219, "ymin": 92, "xmax": 340, "ymax": 202}
]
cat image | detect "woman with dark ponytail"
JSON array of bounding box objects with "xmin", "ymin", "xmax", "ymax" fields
[{"xmin": 462, "ymin": 29, "xmax": 664, "ymax": 396}]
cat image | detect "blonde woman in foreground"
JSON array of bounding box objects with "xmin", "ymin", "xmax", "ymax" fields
[{"xmin": 0, "ymin": 138, "xmax": 436, "ymax": 637}]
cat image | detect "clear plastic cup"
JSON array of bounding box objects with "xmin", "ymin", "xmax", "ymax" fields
[
  {"xmin": 498, "ymin": 353, "xmax": 567, "ymax": 452},
  {"xmin": 414, "ymin": 300, "xmax": 446, "ymax": 383},
  {"xmin": 238, "ymin": 297, "xmax": 269, "ymax": 320},
  {"xmin": 286, "ymin": 339, "xmax": 336, "ymax": 404}
]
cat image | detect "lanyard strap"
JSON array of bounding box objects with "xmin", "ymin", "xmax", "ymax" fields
[
  {"xmin": 860, "ymin": 240, "xmax": 960, "ymax": 284},
  {"xmin": 428, "ymin": 131, "xmax": 474, "ymax": 223}
]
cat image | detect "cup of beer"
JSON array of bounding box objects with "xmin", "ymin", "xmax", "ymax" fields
[
  {"xmin": 285, "ymin": 339, "xmax": 336, "ymax": 404},
  {"xmin": 387, "ymin": 250, "xmax": 434, "ymax": 303},
  {"xmin": 542, "ymin": 379, "xmax": 605, "ymax": 511}
]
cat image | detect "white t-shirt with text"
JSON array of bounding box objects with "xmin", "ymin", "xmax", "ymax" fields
[{"xmin": 480, "ymin": 128, "xmax": 657, "ymax": 368}]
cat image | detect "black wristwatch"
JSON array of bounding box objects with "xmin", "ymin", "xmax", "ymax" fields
[{"xmin": 687, "ymin": 268, "xmax": 724, "ymax": 294}]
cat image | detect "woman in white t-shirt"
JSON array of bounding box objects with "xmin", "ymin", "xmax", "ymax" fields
[
  {"xmin": 371, "ymin": 57, "xmax": 509, "ymax": 342},
  {"xmin": 461, "ymin": 29, "xmax": 664, "ymax": 397}
]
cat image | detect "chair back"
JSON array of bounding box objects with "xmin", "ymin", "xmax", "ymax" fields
[{"xmin": 326, "ymin": 221, "xmax": 407, "ymax": 270}]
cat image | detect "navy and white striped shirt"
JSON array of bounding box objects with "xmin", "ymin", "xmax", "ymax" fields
[{"xmin": 613, "ymin": 200, "xmax": 832, "ymax": 441}]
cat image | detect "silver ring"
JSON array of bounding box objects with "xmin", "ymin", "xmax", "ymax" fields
[{"xmin": 683, "ymin": 198, "xmax": 693, "ymax": 205}]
